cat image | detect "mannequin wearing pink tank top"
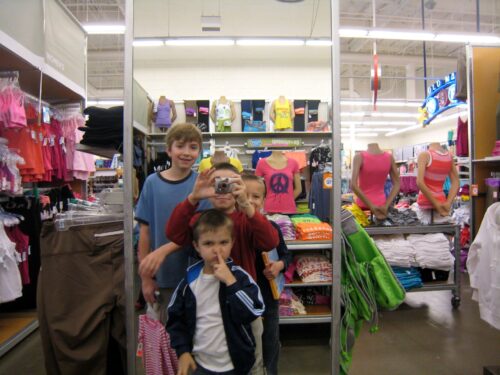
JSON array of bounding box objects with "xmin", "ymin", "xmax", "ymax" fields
[
  {"xmin": 416, "ymin": 142, "xmax": 460, "ymax": 217},
  {"xmin": 351, "ymin": 143, "xmax": 400, "ymax": 220}
]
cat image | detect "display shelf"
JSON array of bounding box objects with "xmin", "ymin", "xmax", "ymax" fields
[
  {"xmin": 279, "ymin": 305, "xmax": 331, "ymax": 325},
  {"xmin": 407, "ymin": 281, "xmax": 455, "ymax": 293},
  {"xmin": 365, "ymin": 224, "xmax": 461, "ymax": 308},
  {"xmin": 0, "ymin": 314, "xmax": 38, "ymax": 358},
  {"xmin": 201, "ymin": 131, "xmax": 329, "ymax": 137},
  {"xmin": 364, "ymin": 224, "xmax": 458, "ymax": 236},
  {"xmin": 286, "ymin": 240, "xmax": 332, "ymax": 250},
  {"xmin": 76, "ymin": 144, "xmax": 118, "ymax": 159},
  {"xmin": 285, "ymin": 279, "xmax": 332, "ymax": 288},
  {"xmin": 472, "ymin": 157, "xmax": 500, "ymax": 164}
]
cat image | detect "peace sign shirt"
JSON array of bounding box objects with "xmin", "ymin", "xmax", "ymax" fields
[{"xmin": 256, "ymin": 158, "xmax": 299, "ymax": 214}]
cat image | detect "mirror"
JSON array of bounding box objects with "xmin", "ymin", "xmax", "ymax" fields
[{"xmin": 132, "ymin": 1, "xmax": 334, "ymax": 374}]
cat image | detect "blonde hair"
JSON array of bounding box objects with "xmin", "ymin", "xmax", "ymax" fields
[{"xmin": 165, "ymin": 123, "xmax": 202, "ymax": 151}]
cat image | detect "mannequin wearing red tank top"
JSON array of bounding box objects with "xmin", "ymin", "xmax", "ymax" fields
[
  {"xmin": 351, "ymin": 143, "xmax": 400, "ymax": 220},
  {"xmin": 416, "ymin": 142, "xmax": 459, "ymax": 217}
]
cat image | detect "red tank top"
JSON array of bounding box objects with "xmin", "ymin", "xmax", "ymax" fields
[
  {"xmin": 355, "ymin": 151, "xmax": 391, "ymax": 209},
  {"xmin": 417, "ymin": 149, "xmax": 453, "ymax": 209}
]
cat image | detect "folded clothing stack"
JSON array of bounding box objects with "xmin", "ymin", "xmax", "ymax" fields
[
  {"xmin": 373, "ymin": 234, "xmax": 417, "ymax": 268},
  {"xmin": 407, "ymin": 233, "xmax": 455, "ymax": 271},
  {"xmin": 295, "ymin": 222, "xmax": 332, "ymax": 241},
  {"xmin": 295, "ymin": 255, "xmax": 333, "ymax": 283},
  {"xmin": 290, "ymin": 214, "xmax": 322, "ymax": 225},
  {"xmin": 391, "ymin": 267, "xmax": 423, "ymax": 290},
  {"xmin": 79, "ymin": 106, "xmax": 123, "ymax": 151},
  {"xmin": 279, "ymin": 288, "xmax": 307, "ymax": 316},
  {"xmin": 372, "ymin": 207, "xmax": 420, "ymax": 227},
  {"xmin": 342, "ymin": 203, "xmax": 370, "ymax": 227},
  {"xmin": 296, "ymin": 201, "xmax": 310, "ymax": 214},
  {"xmin": 267, "ymin": 214, "xmax": 296, "ymax": 240},
  {"xmin": 412, "ymin": 203, "xmax": 454, "ymax": 225}
]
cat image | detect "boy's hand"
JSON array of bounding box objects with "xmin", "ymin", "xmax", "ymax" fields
[
  {"xmin": 213, "ymin": 252, "xmax": 236, "ymax": 286},
  {"xmin": 139, "ymin": 249, "xmax": 165, "ymax": 278},
  {"xmin": 263, "ymin": 260, "xmax": 285, "ymax": 280},
  {"xmin": 189, "ymin": 169, "xmax": 216, "ymax": 205},
  {"xmin": 177, "ymin": 353, "xmax": 196, "ymax": 375},
  {"xmin": 141, "ymin": 277, "xmax": 158, "ymax": 304},
  {"xmin": 231, "ymin": 176, "xmax": 255, "ymax": 216}
]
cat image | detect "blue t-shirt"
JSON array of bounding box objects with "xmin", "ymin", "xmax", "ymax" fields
[{"xmin": 135, "ymin": 171, "xmax": 210, "ymax": 288}]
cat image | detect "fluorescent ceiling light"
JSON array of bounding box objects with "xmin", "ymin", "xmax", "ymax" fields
[
  {"xmin": 83, "ymin": 24, "xmax": 125, "ymax": 35},
  {"xmin": 341, "ymin": 111, "xmax": 419, "ymax": 118},
  {"xmin": 306, "ymin": 39, "xmax": 332, "ymax": 46},
  {"xmin": 431, "ymin": 111, "xmax": 468, "ymax": 124},
  {"xmin": 339, "ymin": 28, "xmax": 368, "ymax": 37},
  {"xmin": 341, "ymin": 100, "xmax": 421, "ymax": 107},
  {"xmin": 165, "ymin": 38, "xmax": 234, "ymax": 46},
  {"xmin": 236, "ymin": 39, "xmax": 304, "ymax": 46},
  {"xmin": 133, "ymin": 39, "xmax": 164, "ymax": 47},
  {"xmin": 435, "ymin": 34, "xmax": 500, "ymax": 44},
  {"xmin": 341, "ymin": 127, "xmax": 397, "ymax": 132},
  {"xmin": 342, "ymin": 120, "xmax": 417, "ymax": 126},
  {"xmin": 385, "ymin": 125, "xmax": 422, "ymax": 136},
  {"xmin": 87, "ymin": 99, "xmax": 124, "ymax": 106},
  {"xmin": 368, "ymin": 29, "xmax": 435, "ymax": 41}
]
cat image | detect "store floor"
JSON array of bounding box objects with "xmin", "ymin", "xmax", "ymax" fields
[{"xmin": 1, "ymin": 275, "xmax": 499, "ymax": 375}]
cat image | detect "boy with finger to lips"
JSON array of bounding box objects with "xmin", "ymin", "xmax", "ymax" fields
[{"xmin": 167, "ymin": 209, "xmax": 264, "ymax": 375}]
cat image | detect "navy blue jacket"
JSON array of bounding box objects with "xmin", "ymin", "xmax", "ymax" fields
[{"xmin": 166, "ymin": 259, "xmax": 265, "ymax": 375}]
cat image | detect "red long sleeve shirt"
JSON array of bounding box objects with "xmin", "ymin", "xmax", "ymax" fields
[{"xmin": 166, "ymin": 198, "xmax": 279, "ymax": 280}]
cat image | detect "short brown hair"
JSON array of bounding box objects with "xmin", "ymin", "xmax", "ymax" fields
[
  {"xmin": 213, "ymin": 162, "xmax": 239, "ymax": 174},
  {"xmin": 193, "ymin": 209, "xmax": 234, "ymax": 243},
  {"xmin": 241, "ymin": 173, "xmax": 267, "ymax": 197},
  {"xmin": 165, "ymin": 123, "xmax": 202, "ymax": 151}
]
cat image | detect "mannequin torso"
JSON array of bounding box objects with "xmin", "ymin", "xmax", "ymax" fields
[
  {"xmin": 271, "ymin": 96, "xmax": 294, "ymax": 130},
  {"xmin": 351, "ymin": 143, "xmax": 400, "ymax": 219},
  {"xmin": 416, "ymin": 142, "xmax": 459, "ymax": 215}
]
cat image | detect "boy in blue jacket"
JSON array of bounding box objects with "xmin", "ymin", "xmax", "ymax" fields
[{"xmin": 167, "ymin": 209, "xmax": 264, "ymax": 375}]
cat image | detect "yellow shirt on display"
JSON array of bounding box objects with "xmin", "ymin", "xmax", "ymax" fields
[{"xmin": 198, "ymin": 157, "xmax": 244, "ymax": 173}]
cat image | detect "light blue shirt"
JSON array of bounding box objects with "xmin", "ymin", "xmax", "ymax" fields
[{"xmin": 135, "ymin": 171, "xmax": 210, "ymax": 288}]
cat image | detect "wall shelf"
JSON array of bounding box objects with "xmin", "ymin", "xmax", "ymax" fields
[{"xmin": 76, "ymin": 144, "xmax": 118, "ymax": 159}]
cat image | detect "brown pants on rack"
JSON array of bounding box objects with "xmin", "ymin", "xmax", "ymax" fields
[{"xmin": 37, "ymin": 221, "xmax": 126, "ymax": 375}]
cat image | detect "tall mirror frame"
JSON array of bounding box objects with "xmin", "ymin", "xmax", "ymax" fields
[{"xmin": 123, "ymin": 1, "xmax": 342, "ymax": 374}]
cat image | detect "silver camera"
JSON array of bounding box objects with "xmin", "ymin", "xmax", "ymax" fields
[{"xmin": 214, "ymin": 177, "xmax": 238, "ymax": 194}]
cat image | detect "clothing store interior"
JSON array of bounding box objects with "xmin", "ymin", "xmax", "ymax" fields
[{"xmin": 0, "ymin": 0, "xmax": 500, "ymax": 374}]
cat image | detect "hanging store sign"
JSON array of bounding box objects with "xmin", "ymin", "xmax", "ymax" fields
[{"xmin": 421, "ymin": 72, "xmax": 466, "ymax": 126}]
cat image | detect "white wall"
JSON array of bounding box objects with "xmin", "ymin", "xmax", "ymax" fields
[{"xmin": 134, "ymin": 60, "xmax": 332, "ymax": 101}]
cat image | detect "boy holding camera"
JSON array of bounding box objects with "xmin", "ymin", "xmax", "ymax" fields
[
  {"xmin": 166, "ymin": 163, "xmax": 279, "ymax": 374},
  {"xmin": 167, "ymin": 209, "xmax": 264, "ymax": 375}
]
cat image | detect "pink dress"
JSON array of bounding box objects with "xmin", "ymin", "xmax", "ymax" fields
[
  {"xmin": 355, "ymin": 151, "xmax": 392, "ymax": 209},
  {"xmin": 256, "ymin": 157, "xmax": 299, "ymax": 214}
]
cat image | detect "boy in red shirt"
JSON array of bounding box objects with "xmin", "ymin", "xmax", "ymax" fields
[{"xmin": 166, "ymin": 163, "xmax": 279, "ymax": 374}]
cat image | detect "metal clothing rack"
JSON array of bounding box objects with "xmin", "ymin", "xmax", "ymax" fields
[{"xmin": 364, "ymin": 224, "xmax": 462, "ymax": 307}]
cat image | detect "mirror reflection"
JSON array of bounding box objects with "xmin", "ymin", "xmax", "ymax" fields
[{"xmin": 133, "ymin": 1, "xmax": 333, "ymax": 375}]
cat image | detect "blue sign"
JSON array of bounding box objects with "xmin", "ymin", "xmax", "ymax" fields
[{"xmin": 421, "ymin": 72, "xmax": 466, "ymax": 125}]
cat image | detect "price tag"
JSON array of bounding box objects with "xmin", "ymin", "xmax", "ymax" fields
[
  {"xmin": 471, "ymin": 184, "xmax": 479, "ymax": 196},
  {"xmin": 323, "ymin": 172, "xmax": 332, "ymax": 189}
]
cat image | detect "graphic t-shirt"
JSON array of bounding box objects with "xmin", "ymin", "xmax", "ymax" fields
[{"xmin": 256, "ymin": 158, "xmax": 299, "ymax": 214}]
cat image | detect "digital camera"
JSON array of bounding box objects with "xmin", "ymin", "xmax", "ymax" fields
[{"xmin": 214, "ymin": 177, "xmax": 237, "ymax": 194}]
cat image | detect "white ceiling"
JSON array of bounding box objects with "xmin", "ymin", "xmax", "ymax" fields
[{"xmin": 61, "ymin": 0, "xmax": 500, "ymax": 96}]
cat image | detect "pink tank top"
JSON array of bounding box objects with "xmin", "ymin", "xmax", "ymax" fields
[
  {"xmin": 355, "ymin": 151, "xmax": 391, "ymax": 209},
  {"xmin": 417, "ymin": 149, "xmax": 453, "ymax": 209}
]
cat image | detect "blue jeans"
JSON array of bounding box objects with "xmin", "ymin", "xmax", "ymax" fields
[{"xmin": 262, "ymin": 300, "xmax": 280, "ymax": 375}]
